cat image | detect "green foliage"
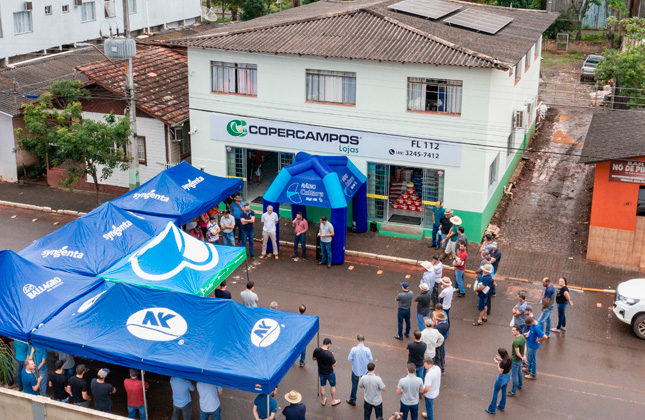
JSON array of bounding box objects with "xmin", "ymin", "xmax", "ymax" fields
[
  {"xmin": 241, "ymin": 0, "xmax": 267, "ymax": 20},
  {"xmin": 0, "ymin": 341, "xmax": 15, "ymax": 386},
  {"xmin": 16, "ymin": 80, "xmax": 131, "ymax": 205},
  {"xmin": 595, "ymin": 44, "xmax": 645, "ymax": 107},
  {"xmin": 544, "ymin": 15, "xmax": 574, "ymax": 39},
  {"xmin": 301, "ymin": 0, "xmax": 317, "ymax": 4},
  {"xmin": 622, "ymin": 17, "xmax": 645, "ymax": 40},
  {"xmin": 47, "ymin": 79, "xmax": 89, "ymax": 108}
]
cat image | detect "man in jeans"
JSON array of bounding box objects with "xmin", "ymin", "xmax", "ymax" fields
[
  {"xmin": 317, "ymin": 216, "xmax": 334, "ymax": 268},
  {"xmin": 292, "ymin": 212, "xmax": 308, "ymax": 260},
  {"xmin": 124, "ymin": 369, "xmax": 149, "ymax": 419},
  {"xmin": 396, "ymin": 363, "xmax": 424, "ymax": 420},
  {"xmin": 537, "ymin": 277, "xmax": 555, "ymax": 335},
  {"xmin": 359, "ymin": 362, "xmax": 386, "ymax": 420},
  {"xmin": 240, "ymin": 204, "xmax": 256, "ymax": 258},
  {"xmin": 394, "ymin": 282, "xmax": 413, "ymax": 340},
  {"xmin": 197, "ymin": 381, "xmax": 223, "ymax": 420},
  {"xmin": 524, "ymin": 316, "xmax": 548, "ymax": 380},
  {"xmin": 347, "ymin": 335, "xmax": 373, "ymax": 406},
  {"xmin": 230, "ymin": 195, "xmax": 245, "ymax": 243},
  {"xmin": 453, "ymin": 242, "xmax": 467, "ymax": 297},
  {"xmin": 429, "ymin": 201, "xmax": 445, "ymax": 249},
  {"xmin": 170, "ymin": 377, "xmax": 194, "ymax": 420},
  {"xmin": 219, "ymin": 210, "xmax": 236, "ymax": 246},
  {"xmin": 260, "ymin": 205, "xmax": 279, "ymax": 259},
  {"xmin": 421, "ymin": 358, "xmax": 441, "ymax": 420},
  {"xmin": 512, "ymin": 292, "xmax": 528, "ymax": 331},
  {"xmin": 508, "ymin": 326, "xmax": 526, "ymax": 397}
]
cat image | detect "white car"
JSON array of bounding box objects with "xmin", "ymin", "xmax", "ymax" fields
[{"xmin": 613, "ymin": 278, "xmax": 645, "ymax": 339}]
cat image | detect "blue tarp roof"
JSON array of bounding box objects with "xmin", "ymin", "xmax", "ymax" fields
[
  {"xmin": 0, "ymin": 250, "xmax": 103, "ymax": 342},
  {"xmin": 264, "ymin": 153, "xmax": 366, "ymax": 209},
  {"xmin": 100, "ymin": 222, "xmax": 246, "ymax": 296},
  {"xmin": 31, "ymin": 282, "xmax": 319, "ymax": 393},
  {"xmin": 110, "ymin": 162, "xmax": 243, "ymax": 226},
  {"xmin": 19, "ymin": 203, "xmax": 170, "ymax": 276}
]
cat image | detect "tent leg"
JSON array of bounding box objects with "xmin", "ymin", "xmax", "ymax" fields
[
  {"xmin": 316, "ymin": 331, "xmax": 320, "ymax": 397},
  {"xmin": 142, "ymin": 370, "xmax": 149, "ymax": 420},
  {"xmin": 245, "ymin": 257, "xmax": 250, "ymax": 283},
  {"xmin": 267, "ymin": 394, "xmax": 270, "ymax": 419}
]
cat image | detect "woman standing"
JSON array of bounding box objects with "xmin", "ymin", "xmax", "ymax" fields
[
  {"xmin": 552, "ymin": 277, "xmax": 573, "ymax": 333},
  {"xmin": 486, "ymin": 348, "xmax": 512, "ymax": 414}
]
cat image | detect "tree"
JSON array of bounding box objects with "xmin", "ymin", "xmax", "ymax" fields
[
  {"xmin": 16, "ymin": 81, "xmax": 131, "ymax": 206},
  {"xmin": 605, "ymin": 0, "xmax": 628, "ymax": 49},
  {"xmin": 570, "ymin": 0, "xmax": 602, "ymax": 40},
  {"xmin": 241, "ymin": 0, "xmax": 267, "ymax": 20},
  {"xmin": 595, "ymin": 44, "xmax": 645, "ymax": 107},
  {"xmin": 0, "ymin": 341, "xmax": 15, "ymax": 386}
]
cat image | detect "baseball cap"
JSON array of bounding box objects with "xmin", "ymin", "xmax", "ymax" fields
[
  {"xmin": 400, "ymin": 282, "xmax": 409, "ymax": 289},
  {"xmin": 97, "ymin": 368, "xmax": 110, "ymax": 378},
  {"xmin": 209, "ymin": 215, "xmax": 216, "ymax": 220}
]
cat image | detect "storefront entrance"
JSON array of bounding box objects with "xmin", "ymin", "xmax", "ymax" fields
[{"xmin": 367, "ymin": 162, "xmax": 444, "ymax": 228}]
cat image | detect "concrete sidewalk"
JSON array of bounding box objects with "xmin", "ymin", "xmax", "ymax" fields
[{"xmin": 1, "ymin": 180, "xmax": 642, "ymax": 290}]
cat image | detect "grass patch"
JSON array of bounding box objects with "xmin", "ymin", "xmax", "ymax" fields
[{"xmin": 541, "ymin": 51, "xmax": 584, "ymax": 71}]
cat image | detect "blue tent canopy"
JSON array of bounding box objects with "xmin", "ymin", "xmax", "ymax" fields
[
  {"xmin": 31, "ymin": 282, "xmax": 319, "ymax": 393},
  {"xmin": 110, "ymin": 162, "xmax": 243, "ymax": 226},
  {"xmin": 100, "ymin": 222, "xmax": 246, "ymax": 296},
  {"xmin": 0, "ymin": 250, "xmax": 103, "ymax": 342},
  {"xmin": 19, "ymin": 203, "xmax": 170, "ymax": 276},
  {"xmin": 263, "ymin": 153, "xmax": 368, "ymax": 264}
]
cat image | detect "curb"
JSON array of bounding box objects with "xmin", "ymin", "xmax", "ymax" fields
[{"xmin": 0, "ymin": 200, "xmax": 87, "ymax": 216}]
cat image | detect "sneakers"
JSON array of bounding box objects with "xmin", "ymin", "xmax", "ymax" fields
[
  {"xmin": 394, "ymin": 335, "xmax": 403, "ymax": 340},
  {"xmin": 507, "ymin": 392, "xmax": 516, "ymax": 397},
  {"xmin": 551, "ymin": 328, "xmax": 561, "ymax": 333},
  {"xmin": 524, "ymin": 374, "xmax": 536, "ymax": 380},
  {"xmin": 561, "ymin": 326, "xmax": 566, "ymax": 330}
]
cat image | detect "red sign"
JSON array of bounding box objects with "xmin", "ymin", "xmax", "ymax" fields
[{"xmin": 609, "ymin": 160, "xmax": 645, "ymax": 184}]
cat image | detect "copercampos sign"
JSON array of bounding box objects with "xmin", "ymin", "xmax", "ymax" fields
[{"xmin": 212, "ymin": 114, "xmax": 461, "ymax": 167}]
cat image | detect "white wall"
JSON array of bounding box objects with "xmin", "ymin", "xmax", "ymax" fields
[
  {"xmin": 0, "ymin": 0, "xmax": 200, "ymax": 61},
  {"xmin": 0, "ymin": 113, "xmax": 18, "ymax": 182}
]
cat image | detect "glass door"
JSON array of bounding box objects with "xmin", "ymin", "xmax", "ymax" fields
[
  {"xmin": 278, "ymin": 152, "xmax": 295, "ymax": 170},
  {"xmin": 367, "ymin": 162, "xmax": 389, "ymax": 222},
  {"xmin": 226, "ymin": 146, "xmax": 247, "ymax": 200},
  {"xmin": 422, "ymin": 168, "xmax": 445, "ymax": 228}
]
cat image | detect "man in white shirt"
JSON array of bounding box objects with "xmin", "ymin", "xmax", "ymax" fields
[
  {"xmin": 240, "ymin": 281, "xmax": 259, "ymax": 307},
  {"xmin": 421, "ymin": 358, "xmax": 441, "ymax": 420},
  {"xmin": 347, "ymin": 335, "xmax": 373, "ymax": 406},
  {"xmin": 207, "ymin": 215, "xmax": 220, "ymax": 244},
  {"xmin": 438, "ymin": 277, "xmax": 454, "ymax": 322},
  {"xmin": 420, "ymin": 318, "xmax": 444, "ymax": 375},
  {"xmin": 431, "ymin": 255, "xmax": 443, "ymax": 305},
  {"xmin": 260, "ymin": 206, "xmax": 279, "ymax": 259}
]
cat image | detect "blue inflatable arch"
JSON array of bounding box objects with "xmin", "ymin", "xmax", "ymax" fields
[{"xmin": 263, "ymin": 153, "xmax": 367, "ymax": 265}]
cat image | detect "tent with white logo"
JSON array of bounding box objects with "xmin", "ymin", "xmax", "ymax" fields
[
  {"xmin": 31, "ymin": 282, "xmax": 318, "ymax": 393},
  {"xmin": 110, "ymin": 161, "xmax": 244, "ymax": 226},
  {"xmin": 0, "ymin": 250, "xmax": 104, "ymax": 342},
  {"xmin": 18, "ymin": 202, "xmax": 170, "ymax": 276},
  {"xmin": 99, "ymin": 222, "xmax": 246, "ymax": 296}
]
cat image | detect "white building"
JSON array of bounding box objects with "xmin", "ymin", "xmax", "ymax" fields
[
  {"xmin": 0, "ymin": 0, "xmax": 200, "ymax": 64},
  {"xmin": 177, "ymin": 0, "xmax": 557, "ymax": 239}
]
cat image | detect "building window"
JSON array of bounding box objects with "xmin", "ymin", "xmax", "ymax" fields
[
  {"xmin": 507, "ymin": 133, "xmax": 514, "ymax": 157},
  {"xmin": 129, "ymin": 0, "xmax": 137, "ymax": 14},
  {"xmin": 535, "ymin": 39, "xmax": 540, "ymax": 59},
  {"xmin": 171, "ymin": 125, "xmax": 191, "ymax": 157},
  {"xmin": 638, "ymin": 186, "xmax": 645, "ymax": 216},
  {"xmin": 81, "ymin": 1, "xmax": 96, "ymax": 22},
  {"xmin": 136, "ymin": 136, "xmax": 146, "ymax": 165},
  {"xmin": 62, "ymin": 4, "xmax": 69, "ymax": 12},
  {"xmin": 104, "ymin": 0, "xmax": 115, "ymax": 17},
  {"xmin": 525, "ymin": 50, "xmax": 531, "ymax": 70},
  {"xmin": 305, "ymin": 69, "xmax": 356, "ymax": 105},
  {"xmin": 514, "ymin": 61, "xmax": 522, "ymax": 84},
  {"xmin": 407, "ymin": 78, "xmax": 463, "ymax": 115},
  {"xmin": 211, "ymin": 61, "xmax": 257, "ymax": 96},
  {"xmin": 14, "ymin": 11, "xmax": 33, "ymax": 35},
  {"xmin": 0, "ymin": 10, "xmax": 3, "ymax": 38},
  {"xmin": 45, "ymin": 5, "xmax": 53, "ymax": 15},
  {"xmin": 489, "ymin": 154, "xmax": 499, "ymax": 188}
]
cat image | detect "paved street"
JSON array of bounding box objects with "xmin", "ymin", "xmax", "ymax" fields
[{"xmin": 1, "ymin": 206, "xmax": 644, "ymax": 420}]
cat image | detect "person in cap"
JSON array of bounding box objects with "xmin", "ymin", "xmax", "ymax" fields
[
  {"xmin": 253, "ymin": 386, "xmax": 278, "ymax": 420},
  {"xmin": 283, "ymin": 390, "xmax": 307, "ymax": 420},
  {"xmin": 438, "ymin": 278, "xmax": 454, "ymax": 321},
  {"xmin": 453, "ymin": 241, "xmax": 467, "ymax": 297},
  {"xmin": 429, "ymin": 201, "xmax": 445, "ymax": 249},
  {"xmin": 359, "ymin": 362, "xmax": 386, "ymax": 420},
  {"xmin": 395, "ymin": 282, "xmax": 414, "ymax": 340},
  {"xmin": 347, "ymin": 335, "xmax": 373, "ymax": 406},
  {"xmin": 298, "ymin": 305, "xmax": 307, "ymax": 368},
  {"xmin": 441, "ymin": 215, "xmax": 462, "ymax": 261},
  {"xmin": 432, "ymin": 311, "xmax": 449, "ymax": 374},
  {"xmin": 438, "ymin": 210, "xmax": 453, "ymax": 251},
  {"xmin": 124, "ymin": 368, "xmax": 149, "ymax": 419},
  {"xmin": 206, "ymin": 214, "xmax": 221, "ymax": 244},
  {"xmin": 420, "ymin": 318, "xmax": 444, "ymax": 379},
  {"xmin": 220, "ymin": 209, "xmax": 236, "ymax": 246},
  {"xmin": 415, "ymin": 283, "xmax": 432, "ymax": 332},
  {"xmin": 313, "ymin": 338, "xmax": 341, "ymax": 406},
  {"xmin": 522, "ymin": 305, "xmax": 534, "ymax": 335},
  {"xmin": 91, "ymin": 368, "xmax": 116, "ymax": 413},
  {"xmin": 473, "ymin": 264, "xmax": 493, "ymax": 326},
  {"xmin": 49, "ymin": 359, "xmax": 71, "ymax": 403}
]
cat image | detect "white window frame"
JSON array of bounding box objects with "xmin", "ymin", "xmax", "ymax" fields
[
  {"xmin": 514, "ymin": 61, "xmax": 522, "ymax": 84},
  {"xmin": 13, "ymin": 11, "xmax": 33, "ymax": 35},
  {"xmin": 525, "ymin": 49, "xmax": 531, "ymax": 70},
  {"xmin": 506, "ymin": 133, "xmax": 514, "ymax": 158},
  {"xmin": 129, "ymin": 0, "xmax": 137, "ymax": 14},
  {"xmin": 45, "ymin": 5, "xmax": 53, "ymax": 15},
  {"xmin": 0, "ymin": 8, "xmax": 3, "ymax": 38},
  {"xmin": 62, "ymin": 4, "xmax": 70, "ymax": 13},
  {"xmin": 407, "ymin": 78, "xmax": 463, "ymax": 115},
  {"xmin": 135, "ymin": 135, "xmax": 146, "ymax": 165},
  {"xmin": 81, "ymin": 1, "xmax": 95, "ymax": 22},
  {"xmin": 489, "ymin": 154, "xmax": 499, "ymax": 190},
  {"xmin": 535, "ymin": 39, "xmax": 541, "ymax": 59},
  {"xmin": 211, "ymin": 61, "xmax": 258, "ymax": 96},
  {"xmin": 305, "ymin": 69, "xmax": 356, "ymax": 105}
]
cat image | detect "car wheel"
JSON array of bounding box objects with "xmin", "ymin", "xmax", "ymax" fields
[
  {"xmin": 580, "ymin": 76, "xmax": 586, "ymax": 83},
  {"xmin": 633, "ymin": 313, "xmax": 645, "ymax": 339}
]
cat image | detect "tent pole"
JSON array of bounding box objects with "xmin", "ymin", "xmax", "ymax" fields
[
  {"xmin": 267, "ymin": 394, "xmax": 270, "ymax": 419},
  {"xmin": 245, "ymin": 257, "xmax": 250, "ymax": 283},
  {"xmin": 142, "ymin": 370, "xmax": 149, "ymax": 420},
  {"xmin": 316, "ymin": 331, "xmax": 320, "ymax": 397}
]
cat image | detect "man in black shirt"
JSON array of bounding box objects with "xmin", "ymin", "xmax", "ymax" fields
[
  {"xmin": 48, "ymin": 360, "xmax": 71, "ymax": 403},
  {"xmin": 91, "ymin": 368, "xmax": 116, "ymax": 413},
  {"xmin": 406, "ymin": 331, "xmax": 427, "ymax": 379},
  {"xmin": 69, "ymin": 364, "xmax": 91, "ymax": 407},
  {"xmin": 415, "ymin": 284, "xmax": 432, "ymax": 332},
  {"xmin": 312, "ymin": 337, "xmax": 341, "ymax": 407},
  {"xmin": 214, "ymin": 280, "xmax": 232, "ymax": 299}
]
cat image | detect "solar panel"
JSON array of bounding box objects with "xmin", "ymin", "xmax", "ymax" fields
[
  {"xmin": 443, "ymin": 8, "xmax": 513, "ymax": 34},
  {"xmin": 388, "ymin": 0, "xmax": 462, "ymax": 20}
]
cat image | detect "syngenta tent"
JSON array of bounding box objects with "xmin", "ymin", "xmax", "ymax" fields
[
  {"xmin": 19, "ymin": 203, "xmax": 169, "ymax": 276},
  {"xmin": 32, "ymin": 283, "xmax": 319, "ymax": 393},
  {"xmin": 110, "ymin": 162, "xmax": 243, "ymax": 226},
  {"xmin": 0, "ymin": 250, "xmax": 103, "ymax": 341},
  {"xmin": 100, "ymin": 222, "xmax": 246, "ymax": 296}
]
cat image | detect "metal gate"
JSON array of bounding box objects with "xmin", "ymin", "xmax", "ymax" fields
[
  {"xmin": 422, "ymin": 169, "xmax": 445, "ymax": 228},
  {"xmin": 367, "ymin": 162, "xmax": 389, "ymax": 222},
  {"xmin": 278, "ymin": 152, "xmax": 295, "ymax": 170},
  {"xmin": 226, "ymin": 146, "xmax": 247, "ymax": 199}
]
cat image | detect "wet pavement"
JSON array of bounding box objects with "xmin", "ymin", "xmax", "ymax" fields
[{"xmin": 1, "ymin": 207, "xmax": 644, "ymax": 420}]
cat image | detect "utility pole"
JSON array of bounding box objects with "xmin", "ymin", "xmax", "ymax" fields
[{"xmin": 123, "ymin": 0, "xmax": 140, "ymax": 190}]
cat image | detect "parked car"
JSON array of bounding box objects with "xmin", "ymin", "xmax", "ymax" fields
[
  {"xmin": 580, "ymin": 55, "xmax": 604, "ymax": 82},
  {"xmin": 613, "ymin": 278, "xmax": 645, "ymax": 339}
]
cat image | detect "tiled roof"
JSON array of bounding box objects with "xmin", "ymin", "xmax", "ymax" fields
[
  {"xmin": 579, "ymin": 111, "xmax": 645, "ymax": 163},
  {"xmin": 173, "ymin": 0, "xmax": 558, "ymax": 69},
  {"xmin": 77, "ymin": 46, "xmax": 189, "ymax": 126},
  {"xmin": 0, "ymin": 48, "xmax": 105, "ymax": 116}
]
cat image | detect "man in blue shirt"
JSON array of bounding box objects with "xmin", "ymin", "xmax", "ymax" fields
[
  {"xmin": 473, "ymin": 265, "xmax": 493, "ymax": 326},
  {"xmin": 524, "ymin": 316, "xmax": 549, "ymax": 379},
  {"xmin": 347, "ymin": 335, "xmax": 373, "ymax": 406},
  {"xmin": 429, "ymin": 201, "xmax": 445, "ymax": 249},
  {"xmin": 197, "ymin": 381, "xmax": 223, "ymax": 420},
  {"xmin": 253, "ymin": 386, "xmax": 278, "ymax": 420},
  {"xmin": 14, "ymin": 340, "xmax": 32, "ymax": 392},
  {"xmin": 21, "ymin": 359, "xmax": 42, "ymax": 395},
  {"xmin": 537, "ymin": 277, "xmax": 556, "ymax": 335},
  {"xmin": 33, "ymin": 346, "xmax": 49, "ymax": 396},
  {"xmin": 170, "ymin": 377, "xmax": 194, "ymax": 420}
]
